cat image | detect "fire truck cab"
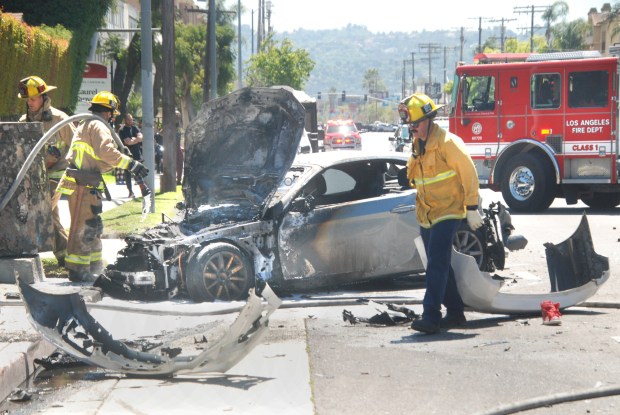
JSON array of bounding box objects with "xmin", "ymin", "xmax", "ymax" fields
[{"xmin": 449, "ymin": 51, "xmax": 620, "ymax": 211}]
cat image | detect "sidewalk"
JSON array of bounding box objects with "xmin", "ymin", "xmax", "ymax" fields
[{"xmin": 0, "ymin": 175, "xmax": 158, "ymax": 402}]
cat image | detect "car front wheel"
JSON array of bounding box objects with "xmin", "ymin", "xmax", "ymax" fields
[{"xmin": 186, "ymin": 242, "xmax": 254, "ymax": 302}]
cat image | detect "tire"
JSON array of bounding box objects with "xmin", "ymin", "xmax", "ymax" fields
[
  {"xmin": 186, "ymin": 242, "xmax": 254, "ymax": 302},
  {"xmin": 581, "ymin": 192, "xmax": 620, "ymax": 209},
  {"xmin": 453, "ymin": 223, "xmax": 486, "ymax": 270},
  {"xmin": 500, "ymin": 153, "xmax": 556, "ymax": 212}
]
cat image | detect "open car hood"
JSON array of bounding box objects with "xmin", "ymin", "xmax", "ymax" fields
[{"xmin": 183, "ymin": 87, "xmax": 306, "ymax": 214}]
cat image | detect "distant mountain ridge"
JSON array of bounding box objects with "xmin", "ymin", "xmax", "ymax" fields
[{"xmin": 240, "ymin": 24, "xmax": 517, "ymax": 100}]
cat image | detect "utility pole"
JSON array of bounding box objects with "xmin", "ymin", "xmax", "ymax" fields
[
  {"xmin": 459, "ymin": 27, "xmax": 465, "ymax": 63},
  {"xmin": 161, "ymin": 0, "xmax": 177, "ymax": 193},
  {"xmin": 418, "ymin": 43, "xmax": 441, "ymax": 95},
  {"xmin": 237, "ymin": 0, "xmax": 242, "ymax": 89},
  {"xmin": 208, "ymin": 0, "xmax": 216, "ymax": 100},
  {"xmin": 402, "ymin": 60, "xmax": 406, "ymax": 98},
  {"xmin": 442, "ymin": 46, "xmax": 458, "ymax": 104},
  {"xmin": 468, "ymin": 17, "xmax": 491, "ymax": 54},
  {"xmin": 411, "ymin": 52, "xmax": 415, "ymax": 94},
  {"xmin": 140, "ymin": 0, "xmax": 155, "ymax": 211},
  {"xmin": 514, "ymin": 5, "xmax": 548, "ymax": 52},
  {"xmin": 488, "ymin": 17, "xmax": 516, "ymax": 52},
  {"xmin": 256, "ymin": 0, "xmax": 262, "ymax": 52}
]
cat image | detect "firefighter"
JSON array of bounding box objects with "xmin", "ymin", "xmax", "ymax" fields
[
  {"xmin": 18, "ymin": 75, "xmax": 76, "ymax": 267},
  {"xmin": 399, "ymin": 93, "xmax": 482, "ymax": 334},
  {"xmin": 56, "ymin": 91, "xmax": 149, "ymax": 282}
]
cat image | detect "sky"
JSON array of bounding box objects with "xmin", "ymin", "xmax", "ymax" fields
[{"xmin": 232, "ymin": 0, "xmax": 596, "ymax": 34}]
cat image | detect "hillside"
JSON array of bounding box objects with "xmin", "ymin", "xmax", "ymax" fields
[{"xmin": 241, "ymin": 24, "xmax": 518, "ymax": 100}]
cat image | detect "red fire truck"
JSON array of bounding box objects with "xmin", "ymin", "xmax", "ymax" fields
[{"xmin": 449, "ymin": 51, "xmax": 620, "ymax": 211}]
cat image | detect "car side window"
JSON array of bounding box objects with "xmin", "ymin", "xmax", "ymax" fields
[{"xmin": 323, "ymin": 168, "xmax": 356, "ymax": 195}]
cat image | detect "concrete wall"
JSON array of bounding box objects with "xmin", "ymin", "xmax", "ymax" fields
[{"xmin": 0, "ymin": 122, "xmax": 53, "ymax": 256}]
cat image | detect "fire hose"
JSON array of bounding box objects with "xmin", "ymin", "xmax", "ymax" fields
[{"xmin": 0, "ymin": 113, "xmax": 150, "ymax": 212}]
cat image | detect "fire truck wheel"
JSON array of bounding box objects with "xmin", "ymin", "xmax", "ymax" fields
[
  {"xmin": 501, "ymin": 153, "xmax": 555, "ymax": 212},
  {"xmin": 581, "ymin": 192, "xmax": 620, "ymax": 209},
  {"xmin": 186, "ymin": 242, "xmax": 254, "ymax": 302}
]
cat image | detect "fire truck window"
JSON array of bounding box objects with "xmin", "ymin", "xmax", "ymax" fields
[
  {"xmin": 568, "ymin": 71, "xmax": 608, "ymax": 108},
  {"xmin": 531, "ymin": 74, "xmax": 560, "ymax": 109},
  {"xmin": 463, "ymin": 76, "xmax": 496, "ymax": 112}
]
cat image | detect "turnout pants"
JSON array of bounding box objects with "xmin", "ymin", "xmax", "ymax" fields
[
  {"xmin": 49, "ymin": 179, "xmax": 68, "ymax": 262},
  {"xmin": 65, "ymin": 186, "xmax": 104, "ymax": 275},
  {"xmin": 420, "ymin": 219, "xmax": 465, "ymax": 324}
]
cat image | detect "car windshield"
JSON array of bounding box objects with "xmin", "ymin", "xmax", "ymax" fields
[{"xmin": 327, "ymin": 125, "xmax": 356, "ymax": 134}]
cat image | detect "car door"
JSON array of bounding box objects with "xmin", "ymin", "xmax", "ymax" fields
[{"xmin": 277, "ymin": 164, "xmax": 423, "ymax": 283}]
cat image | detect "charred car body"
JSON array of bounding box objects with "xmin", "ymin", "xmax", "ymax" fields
[{"xmin": 97, "ymin": 87, "xmax": 489, "ymax": 302}]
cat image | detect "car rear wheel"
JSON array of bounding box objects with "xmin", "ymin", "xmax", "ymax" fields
[
  {"xmin": 186, "ymin": 242, "xmax": 254, "ymax": 302},
  {"xmin": 453, "ymin": 223, "xmax": 485, "ymax": 270}
]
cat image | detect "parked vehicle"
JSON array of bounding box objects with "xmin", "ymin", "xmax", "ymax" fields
[
  {"xmin": 389, "ymin": 124, "xmax": 411, "ymax": 152},
  {"xmin": 450, "ymin": 51, "xmax": 620, "ymax": 211},
  {"xmin": 323, "ymin": 119, "xmax": 362, "ymax": 150},
  {"xmin": 96, "ymin": 87, "xmax": 515, "ymax": 303}
]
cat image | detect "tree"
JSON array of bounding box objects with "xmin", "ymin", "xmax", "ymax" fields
[
  {"xmin": 542, "ymin": 1, "xmax": 569, "ymax": 48},
  {"xmin": 362, "ymin": 68, "xmax": 385, "ymax": 95},
  {"xmin": 245, "ymin": 35, "xmax": 315, "ymax": 90},
  {"xmin": 552, "ymin": 19, "xmax": 589, "ymax": 51}
]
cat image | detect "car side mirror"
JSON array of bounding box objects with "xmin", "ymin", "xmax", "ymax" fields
[
  {"xmin": 388, "ymin": 136, "xmax": 395, "ymax": 142},
  {"xmin": 291, "ymin": 196, "xmax": 315, "ymax": 213}
]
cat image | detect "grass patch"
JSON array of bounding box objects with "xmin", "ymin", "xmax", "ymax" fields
[
  {"xmin": 101, "ymin": 185, "xmax": 184, "ymax": 238},
  {"xmin": 42, "ymin": 257, "xmax": 67, "ymax": 278}
]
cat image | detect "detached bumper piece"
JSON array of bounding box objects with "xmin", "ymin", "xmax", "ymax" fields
[
  {"xmin": 452, "ymin": 213, "xmax": 609, "ymax": 314},
  {"xmin": 17, "ymin": 278, "xmax": 281, "ymax": 376}
]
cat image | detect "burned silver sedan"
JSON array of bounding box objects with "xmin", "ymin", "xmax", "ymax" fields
[{"xmin": 97, "ymin": 87, "xmax": 504, "ymax": 302}]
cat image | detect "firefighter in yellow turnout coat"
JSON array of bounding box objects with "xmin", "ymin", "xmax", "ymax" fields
[
  {"xmin": 401, "ymin": 93, "xmax": 482, "ymax": 335},
  {"xmin": 18, "ymin": 76, "xmax": 76, "ymax": 266},
  {"xmin": 57, "ymin": 92, "xmax": 149, "ymax": 282}
]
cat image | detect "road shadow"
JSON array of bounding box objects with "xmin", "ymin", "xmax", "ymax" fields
[
  {"xmin": 163, "ymin": 374, "xmax": 273, "ymax": 390},
  {"xmin": 509, "ymin": 206, "xmax": 617, "ymax": 216}
]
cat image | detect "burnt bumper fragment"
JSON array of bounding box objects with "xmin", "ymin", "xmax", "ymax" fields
[
  {"xmin": 451, "ymin": 213, "xmax": 610, "ymax": 314},
  {"xmin": 18, "ymin": 278, "xmax": 281, "ymax": 376}
]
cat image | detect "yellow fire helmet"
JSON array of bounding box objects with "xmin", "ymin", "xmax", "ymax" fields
[
  {"xmin": 89, "ymin": 91, "xmax": 121, "ymax": 116},
  {"xmin": 398, "ymin": 93, "xmax": 444, "ymax": 124},
  {"xmin": 18, "ymin": 76, "xmax": 57, "ymax": 99}
]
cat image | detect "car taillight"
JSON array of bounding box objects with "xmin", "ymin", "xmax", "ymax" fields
[{"xmin": 334, "ymin": 137, "xmax": 343, "ymax": 144}]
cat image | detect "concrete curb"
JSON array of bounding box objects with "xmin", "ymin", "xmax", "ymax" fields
[{"xmin": 0, "ymin": 338, "xmax": 57, "ymax": 402}]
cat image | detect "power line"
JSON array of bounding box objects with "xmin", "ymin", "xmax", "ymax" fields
[
  {"xmin": 488, "ymin": 18, "xmax": 517, "ymax": 52},
  {"xmin": 514, "ymin": 5, "xmax": 549, "ymax": 52}
]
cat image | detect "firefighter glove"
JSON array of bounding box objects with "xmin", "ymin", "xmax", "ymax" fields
[
  {"xmin": 129, "ymin": 159, "xmax": 149, "ymax": 179},
  {"xmin": 466, "ymin": 210, "xmax": 483, "ymax": 231}
]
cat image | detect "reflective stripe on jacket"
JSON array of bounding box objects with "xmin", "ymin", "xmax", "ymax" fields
[
  {"xmin": 57, "ymin": 118, "xmax": 132, "ymax": 195},
  {"xmin": 406, "ymin": 123, "xmax": 479, "ymax": 228}
]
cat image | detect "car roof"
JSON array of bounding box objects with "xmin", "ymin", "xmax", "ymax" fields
[{"xmin": 293, "ymin": 150, "xmax": 409, "ymax": 169}]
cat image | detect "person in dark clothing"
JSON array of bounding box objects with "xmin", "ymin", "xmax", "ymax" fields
[{"xmin": 119, "ymin": 113, "xmax": 143, "ymax": 198}]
